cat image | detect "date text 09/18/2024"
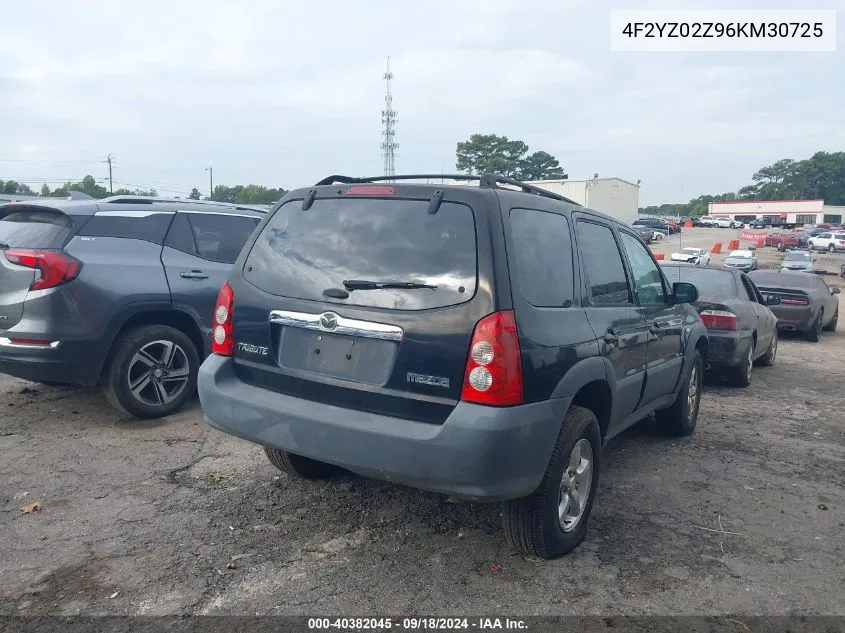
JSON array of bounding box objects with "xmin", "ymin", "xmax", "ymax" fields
[{"xmin": 307, "ymin": 618, "xmax": 528, "ymax": 630}]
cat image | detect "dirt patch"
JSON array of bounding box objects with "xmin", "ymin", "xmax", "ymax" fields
[{"xmin": 1, "ymin": 298, "xmax": 844, "ymax": 615}]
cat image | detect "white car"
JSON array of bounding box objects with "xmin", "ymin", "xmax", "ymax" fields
[
  {"xmin": 714, "ymin": 218, "xmax": 733, "ymax": 228},
  {"xmin": 730, "ymin": 220, "xmax": 745, "ymax": 229},
  {"xmin": 700, "ymin": 216, "xmax": 716, "ymax": 227},
  {"xmin": 670, "ymin": 247, "xmax": 711, "ymax": 266},
  {"xmin": 807, "ymin": 231, "xmax": 845, "ymax": 253}
]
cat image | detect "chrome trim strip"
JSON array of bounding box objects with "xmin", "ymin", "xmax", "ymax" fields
[
  {"xmin": 0, "ymin": 337, "xmax": 61, "ymax": 350},
  {"xmin": 94, "ymin": 210, "xmax": 175, "ymax": 218},
  {"xmin": 177, "ymin": 210, "xmax": 260, "ymax": 219},
  {"xmin": 269, "ymin": 310, "xmax": 403, "ymax": 342}
]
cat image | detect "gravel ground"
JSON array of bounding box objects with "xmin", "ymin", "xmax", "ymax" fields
[{"xmin": 1, "ymin": 235, "xmax": 844, "ymax": 616}]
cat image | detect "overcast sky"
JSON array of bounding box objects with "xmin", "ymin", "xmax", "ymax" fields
[{"xmin": 1, "ymin": 0, "xmax": 842, "ymax": 206}]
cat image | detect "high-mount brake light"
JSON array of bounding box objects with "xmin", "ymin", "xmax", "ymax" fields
[
  {"xmin": 460, "ymin": 310, "xmax": 523, "ymax": 406},
  {"xmin": 212, "ymin": 282, "xmax": 235, "ymax": 356},
  {"xmin": 3, "ymin": 249, "xmax": 81, "ymax": 291},
  {"xmin": 345, "ymin": 185, "xmax": 395, "ymax": 195}
]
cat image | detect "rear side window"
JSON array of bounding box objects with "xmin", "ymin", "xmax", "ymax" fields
[
  {"xmin": 165, "ymin": 212, "xmax": 259, "ymax": 264},
  {"xmin": 243, "ymin": 197, "xmax": 478, "ymax": 311},
  {"xmin": 508, "ymin": 208, "xmax": 573, "ymax": 307},
  {"xmin": 576, "ymin": 220, "xmax": 632, "ymax": 305},
  {"xmin": 0, "ymin": 209, "xmax": 73, "ymax": 248},
  {"xmin": 77, "ymin": 211, "xmax": 173, "ymax": 245}
]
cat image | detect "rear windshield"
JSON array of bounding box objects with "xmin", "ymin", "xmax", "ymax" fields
[
  {"xmin": 0, "ymin": 208, "xmax": 73, "ymax": 248},
  {"xmin": 243, "ymin": 197, "xmax": 478, "ymax": 310},
  {"xmin": 785, "ymin": 252, "xmax": 811, "ymax": 261},
  {"xmin": 749, "ymin": 271, "xmax": 814, "ymax": 288},
  {"xmin": 662, "ymin": 266, "xmax": 737, "ymax": 299}
]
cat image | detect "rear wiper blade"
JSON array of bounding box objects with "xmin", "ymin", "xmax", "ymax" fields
[{"xmin": 342, "ymin": 279, "xmax": 437, "ymax": 291}]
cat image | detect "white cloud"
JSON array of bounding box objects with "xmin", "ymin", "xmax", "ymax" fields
[{"xmin": 0, "ymin": 0, "xmax": 842, "ymax": 204}]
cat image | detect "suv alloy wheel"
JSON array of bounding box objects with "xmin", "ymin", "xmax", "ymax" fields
[{"xmin": 103, "ymin": 325, "xmax": 200, "ymax": 419}]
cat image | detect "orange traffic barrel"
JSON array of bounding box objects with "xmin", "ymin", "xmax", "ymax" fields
[
  {"xmin": 684, "ymin": 221, "xmax": 693, "ymax": 228},
  {"xmin": 654, "ymin": 253, "xmax": 665, "ymax": 260},
  {"xmin": 728, "ymin": 239, "xmax": 739, "ymax": 250},
  {"xmin": 711, "ymin": 242, "xmax": 722, "ymax": 254}
]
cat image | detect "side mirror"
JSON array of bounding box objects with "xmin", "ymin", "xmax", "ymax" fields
[
  {"xmin": 832, "ymin": 287, "xmax": 841, "ymax": 295},
  {"xmin": 671, "ymin": 282, "xmax": 699, "ymax": 304},
  {"xmin": 765, "ymin": 294, "xmax": 782, "ymax": 306}
]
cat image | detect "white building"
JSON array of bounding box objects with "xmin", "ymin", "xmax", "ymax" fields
[
  {"xmin": 529, "ymin": 177, "xmax": 640, "ymax": 224},
  {"xmin": 708, "ymin": 199, "xmax": 845, "ymax": 226}
]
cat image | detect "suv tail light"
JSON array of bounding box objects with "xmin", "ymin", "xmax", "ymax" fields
[
  {"xmin": 699, "ymin": 309, "xmax": 737, "ymax": 330},
  {"xmin": 345, "ymin": 185, "xmax": 395, "ymax": 195},
  {"xmin": 212, "ymin": 282, "xmax": 234, "ymax": 356},
  {"xmin": 460, "ymin": 310, "xmax": 523, "ymax": 406},
  {"xmin": 4, "ymin": 249, "xmax": 81, "ymax": 291}
]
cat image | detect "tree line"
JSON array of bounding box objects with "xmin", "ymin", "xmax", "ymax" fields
[
  {"xmin": 640, "ymin": 151, "xmax": 845, "ymax": 217},
  {"xmin": 1, "ymin": 175, "xmax": 287, "ymax": 205}
]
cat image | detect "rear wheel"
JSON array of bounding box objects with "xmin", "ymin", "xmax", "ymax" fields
[
  {"xmin": 264, "ymin": 447, "xmax": 342, "ymax": 479},
  {"xmin": 503, "ymin": 406, "xmax": 601, "ymax": 559},
  {"xmin": 756, "ymin": 331, "xmax": 777, "ymax": 366},
  {"xmin": 829, "ymin": 244, "xmax": 836, "ymax": 253},
  {"xmin": 823, "ymin": 308, "xmax": 838, "ymax": 332},
  {"xmin": 655, "ymin": 348, "xmax": 702, "ymax": 436},
  {"xmin": 103, "ymin": 325, "xmax": 199, "ymax": 419},
  {"xmin": 806, "ymin": 311, "xmax": 824, "ymax": 342},
  {"xmin": 728, "ymin": 341, "xmax": 754, "ymax": 387}
]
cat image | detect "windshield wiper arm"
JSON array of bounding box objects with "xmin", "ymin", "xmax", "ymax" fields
[{"xmin": 342, "ymin": 279, "xmax": 438, "ymax": 291}]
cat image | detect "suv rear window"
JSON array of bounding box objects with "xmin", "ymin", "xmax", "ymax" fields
[
  {"xmin": 0, "ymin": 208, "xmax": 74, "ymax": 248},
  {"xmin": 243, "ymin": 197, "xmax": 478, "ymax": 310}
]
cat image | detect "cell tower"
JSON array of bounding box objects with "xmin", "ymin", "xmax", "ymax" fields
[{"xmin": 381, "ymin": 57, "xmax": 398, "ymax": 179}]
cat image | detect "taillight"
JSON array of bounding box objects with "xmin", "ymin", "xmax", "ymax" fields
[
  {"xmin": 781, "ymin": 297, "xmax": 809, "ymax": 306},
  {"xmin": 699, "ymin": 309, "xmax": 737, "ymax": 330},
  {"xmin": 460, "ymin": 310, "xmax": 523, "ymax": 406},
  {"xmin": 211, "ymin": 282, "xmax": 234, "ymax": 356},
  {"xmin": 4, "ymin": 249, "xmax": 81, "ymax": 291}
]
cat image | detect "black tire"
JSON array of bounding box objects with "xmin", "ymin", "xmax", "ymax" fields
[
  {"xmin": 503, "ymin": 406, "xmax": 601, "ymax": 559},
  {"xmin": 805, "ymin": 310, "xmax": 824, "ymax": 342},
  {"xmin": 756, "ymin": 331, "xmax": 777, "ymax": 367},
  {"xmin": 829, "ymin": 244, "xmax": 836, "ymax": 253},
  {"xmin": 655, "ymin": 348, "xmax": 703, "ymax": 436},
  {"xmin": 264, "ymin": 447, "xmax": 342, "ymax": 479},
  {"xmin": 102, "ymin": 324, "xmax": 199, "ymax": 419},
  {"xmin": 823, "ymin": 308, "xmax": 838, "ymax": 332},
  {"xmin": 727, "ymin": 340, "xmax": 754, "ymax": 387}
]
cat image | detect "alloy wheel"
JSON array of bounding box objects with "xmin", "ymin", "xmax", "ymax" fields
[
  {"xmin": 126, "ymin": 340, "xmax": 191, "ymax": 407},
  {"xmin": 558, "ymin": 439, "xmax": 593, "ymax": 533}
]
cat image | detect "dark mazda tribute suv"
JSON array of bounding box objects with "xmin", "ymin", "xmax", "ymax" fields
[{"xmin": 199, "ymin": 174, "xmax": 707, "ymax": 558}]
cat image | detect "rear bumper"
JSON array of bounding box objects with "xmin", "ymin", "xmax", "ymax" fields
[
  {"xmin": 772, "ymin": 307, "xmax": 815, "ymax": 332},
  {"xmin": 0, "ymin": 339, "xmax": 101, "ymax": 386},
  {"xmin": 198, "ymin": 355, "xmax": 570, "ymax": 502},
  {"xmin": 705, "ymin": 331, "xmax": 753, "ymax": 367}
]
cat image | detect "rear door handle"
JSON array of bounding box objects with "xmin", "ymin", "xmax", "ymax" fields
[{"xmin": 180, "ymin": 270, "xmax": 209, "ymax": 280}]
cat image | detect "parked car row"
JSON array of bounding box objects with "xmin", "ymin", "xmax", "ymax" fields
[{"xmin": 1, "ymin": 174, "xmax": 840, "ymax": 563}]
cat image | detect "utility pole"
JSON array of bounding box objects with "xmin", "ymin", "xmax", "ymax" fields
[
  {"xmin": 106, "ymin": 154, "xmax": 114, "ymax": 193},
  {"xmin": 205, "ymin": 167, "xmax": 213, "ymax": 199}
]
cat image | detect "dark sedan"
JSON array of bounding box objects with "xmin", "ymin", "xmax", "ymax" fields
[
  {"xmin": 747, "ymin": 270, "xmax": 840, "ymax": 342},
  {"xmin": 662, "ymin": 264, "xmax": 779, "ymax": 387},
  {"xmin": 631, "ymin": 224, "xmax": 654, "ymax": 243}
]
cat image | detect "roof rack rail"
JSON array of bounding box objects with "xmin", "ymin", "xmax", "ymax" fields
[
  {"xmin": 99, "ymin": 196, "xmax": 268, "ymax": 213},
  {"xmin": 313, "ymin": 173, "xmax": 580, "ymax": 205}
]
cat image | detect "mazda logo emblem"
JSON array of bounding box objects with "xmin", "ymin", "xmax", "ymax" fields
[{"xmin": 319, "ymin": 312, "xmax": 339, "ymax": 331}]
